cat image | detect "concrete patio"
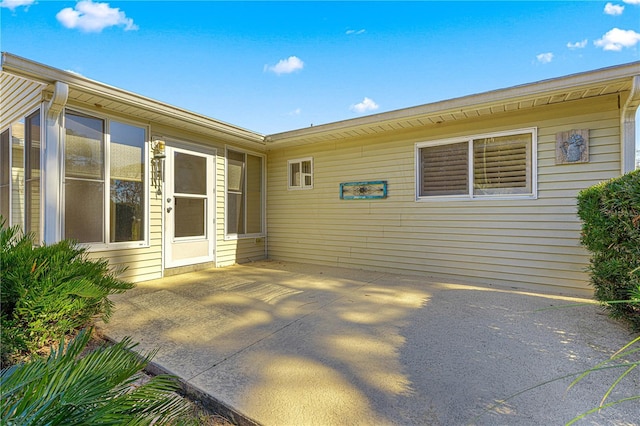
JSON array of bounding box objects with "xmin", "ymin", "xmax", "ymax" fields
[{"xmin": 97, "ymin": 260, "xmax": 639, "ymax": 425}]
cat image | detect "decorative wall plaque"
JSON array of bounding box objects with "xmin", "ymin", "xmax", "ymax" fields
[
  {"xmin": 340, "ymin": 181, "xmax": 387, "ymax": 199},
  {"xmin": 556, "ymin": 129, "xmax": 589, "ymax": 164}
]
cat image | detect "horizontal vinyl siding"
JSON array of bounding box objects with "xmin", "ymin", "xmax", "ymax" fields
[
  {"xmin": 267, "ymin": 94, "xmax": 624, "ymax": 295},
  {"xmin": 0, "ymin": 74, "xmax": 43, "ymax": 129}
]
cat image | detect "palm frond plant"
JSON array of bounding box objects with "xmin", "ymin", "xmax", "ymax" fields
[{"xmin": 1, "ymin": 328, "xmax": 191, "ymax": 425}]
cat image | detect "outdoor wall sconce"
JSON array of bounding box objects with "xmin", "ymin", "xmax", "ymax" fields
[{"xmin": 151, "ymin": 139, "xmax": 166, "ymax": 195}]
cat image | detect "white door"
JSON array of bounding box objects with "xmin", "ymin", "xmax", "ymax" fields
[{"xmin": 164, "ymin": 146, "xmax": 215, "ymax": 268}]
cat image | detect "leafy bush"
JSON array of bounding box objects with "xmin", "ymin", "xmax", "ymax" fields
[
  {"xmin": 577, "ymin": 170, "xmax": 640, "ymax": 329},
  {"xmin": 1, "ymin": 220, "xmax": 134, "ymax": 366},
  {"xmin": 1, "ymin": 328, "xmax": 190, "ymax": 425}
]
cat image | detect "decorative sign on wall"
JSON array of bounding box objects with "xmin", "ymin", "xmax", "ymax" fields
[
  {"xmin": 556, "ymin": 129, "xmax": 589, "ymax": 164},
  {"xmin": 340, "ymin": 181, "xmax": 387, "ymax": 199}
]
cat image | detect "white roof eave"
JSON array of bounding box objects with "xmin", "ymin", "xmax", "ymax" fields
[
  {"xmin": 266, "ymin": 61, "xmax": 640, "ymax": 146},
  {"xmin": 1, "ymin": 52, "xmax": 265, "ymax": 146}
]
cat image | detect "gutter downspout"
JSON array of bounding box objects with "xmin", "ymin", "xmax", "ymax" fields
[
  {"xmin": 621, "ymin": 75, "xmax": 640, "ymax": 174},
  {"xmin": 43, "ymin": 81, "xmax": 68, "ymax": 244}
]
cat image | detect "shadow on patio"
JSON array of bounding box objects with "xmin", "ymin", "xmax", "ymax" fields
[{"xmin": 98, "ymin": 260, "xmax": 638, "ymax": 426}]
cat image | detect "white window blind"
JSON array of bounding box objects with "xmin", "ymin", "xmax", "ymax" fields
[
  {"xmin": 473, "ymin": 134, "xmax": 531, "ymax": 195},
  {"xmin": 419, "ymin": 142, "xmax": 468, "ymax": 196}
]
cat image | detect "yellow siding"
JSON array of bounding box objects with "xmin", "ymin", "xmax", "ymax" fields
[
  {"xmin": 266, "ymin": 94, "xmax": 624, "ymax": 295},
  {"xmin": 0, "ymin": 74, "xmax": 43, "ymax": 129}
]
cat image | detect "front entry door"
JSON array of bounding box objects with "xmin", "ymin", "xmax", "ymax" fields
[{"xmin": 164, "ymin": 146, "xmax": 215, "ymax": 268}]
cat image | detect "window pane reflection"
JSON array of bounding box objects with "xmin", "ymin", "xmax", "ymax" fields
[
  {"xmin": 110, "ymin": 121, "xmax": 145, "ymax": 242},
  {"xmin": 65, "ymin": 112, "xmax": 104, "ymax": 179},
  {"xmin": 26, "ymin": 111, "xmax": 40, "ymax": 236}
]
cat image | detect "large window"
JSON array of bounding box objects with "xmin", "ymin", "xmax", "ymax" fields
[
  {"xmin": 0, "ymin": 109, "xmax": 41, "ymax": 236},
  {"xmin": 416, "ymin": 129, "xmax": 536, "ymax": 200},
  {"xmin": 226, "ymin": 148, "xmax": 264, "ymax": 237},
  {"xmin": 64, "ymin": 110, "xmax": 147, "ymax": 245},
  {"xmin": 25, "ymin": 111, "xmax": 41, "ymax": 236}
]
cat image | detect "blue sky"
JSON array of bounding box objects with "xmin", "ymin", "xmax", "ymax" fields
[{"xmin": 1, "ymin": 1, "xmax": 639, "ymax": 135}]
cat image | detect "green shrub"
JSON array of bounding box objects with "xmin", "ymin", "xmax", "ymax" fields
[
  {"xmin": 0, "ymin": 219, "xmax": 134, "ymax": 365},
  {"xmin": 1, "ymin": 328, "xmax": 190, "ymax": 425},
  {"xmin": 577, "ymin": 170, "xmax": 640, "ymax": 329}
]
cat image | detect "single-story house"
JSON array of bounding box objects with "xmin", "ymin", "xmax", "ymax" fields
[{"xmin": 2, "ymin": 52, "xmax": 639, "ymax": 295}]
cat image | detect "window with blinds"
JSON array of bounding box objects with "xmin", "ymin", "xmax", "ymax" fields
[
  {"xmin": 419, "ymin": 142, "xmax": 468, "ymax": 196},
  {"xmin": 416, "ymin": 129, "xmax": 535, "ymax": 200}
]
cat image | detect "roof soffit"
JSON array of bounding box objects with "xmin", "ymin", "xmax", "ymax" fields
[
  {"xmin": 266, "ymin": 61, "xmax": 640, "ymax": 147},
  {"xmin": 3, "ymin": 53, "xmax": 639, "ymax": 149},
  {"xmin": 2, "ymin": 52, "xmax": 265, "ymax": 146}
]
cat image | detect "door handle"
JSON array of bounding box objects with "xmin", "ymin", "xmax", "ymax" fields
[{"xmin": 166, "ymin": 207, "xmax": 173, "ymax": 213}]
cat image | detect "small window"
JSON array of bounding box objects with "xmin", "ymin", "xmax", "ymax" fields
[
  {"xmin": 417, "ymin": 129, "xmax": 536, "ymax": 200},
  {"xmin": 288, "ymin": 158, "xmax": 313, "ymax": 190}
]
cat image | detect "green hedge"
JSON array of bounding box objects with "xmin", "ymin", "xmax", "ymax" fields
[
  {"xmin": 1, "ymin": 220, "xmax": 134, "ymax": 366},
  {"xmin": 577, "ymin": 170, "xmax": 640, "ymax": 330}
]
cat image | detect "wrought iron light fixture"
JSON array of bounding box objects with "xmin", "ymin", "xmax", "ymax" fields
[{"xmin": 151, "ymin": 139, "xmax": 165, "ymax": 194}]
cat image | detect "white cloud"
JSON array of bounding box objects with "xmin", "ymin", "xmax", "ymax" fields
[
  {"xmin": 350, "ymin": 97, "xmax": 379, "ymax": 114},
  {"xmin": 346, "ymin": 29, "xmax": 366, "ymax": 35},
  {"xmin": 56, "ymin": 0, "xmax": 138, "ymax": 33},
  {"xmin": 0, "ymin": 0, "xmax": 34, "ymax": 11},
  {"xmin": 567, "ymin": 39, "xmax": 588, "ymax": 49},
  {"xmin": 286, "ymin": 108, "xmax": 302, "ymax": 116},
  {"xmin": 604, "ymin": 2, "xmax": 625, "ymax": 15},
  {"xmin": 622, "ymin": 0, "xmax": 640, "ymax": 4},
  {"xmin": 536, "ymin": 52, "xmax": 554, "ymax": 63},
  {"xmin": 265, "ymin": 56, "xmax": 304, "ymax": 75},
  {"xmin": 594, "ymin": 28, "xmax": 640, "ymax": 51}
]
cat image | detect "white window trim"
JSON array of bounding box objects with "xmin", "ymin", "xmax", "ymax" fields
[
  {"xmin": 224, "ymin": 146, "xmax": 266, "ymax": 240},
  {"xmin": 415, "ymin": 127, "xmax": 537, "ymax": 201},
  {"xmin": 287, "ymin": 157, "xmax": 314, "ymax": 190},
  {"xmin": 62, "ymin": 108, "xmax": 151, "ymax": 251}
]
